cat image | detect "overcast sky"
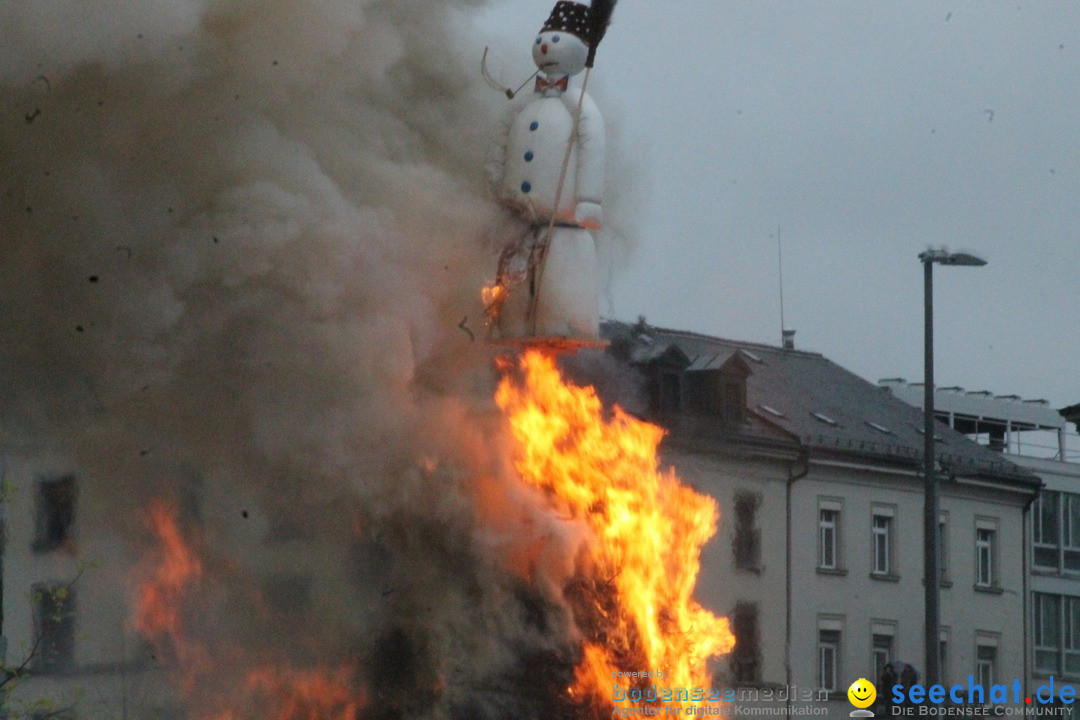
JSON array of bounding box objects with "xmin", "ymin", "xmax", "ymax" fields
[{"xmin": 471, "ymin": 1, "xmax": 1080, "ymax": 412}]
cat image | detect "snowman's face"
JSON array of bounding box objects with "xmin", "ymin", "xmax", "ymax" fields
[{"xmin": 532, "ymin": 30, "xmax": 588, "ymax": 77}]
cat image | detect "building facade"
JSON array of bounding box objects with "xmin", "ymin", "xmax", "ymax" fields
[
  {"xmin": 882, "ymin": 380, "xmax": 1080, "ymax": 702},
  {"xmin": 0, "ymin": 438, "xmax": 171, "ymax": 719}
]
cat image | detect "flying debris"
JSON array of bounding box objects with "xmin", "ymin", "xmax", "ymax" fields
[{"xmin": 457, "ymin": 315, "xmax": 475, "ymax": 342}]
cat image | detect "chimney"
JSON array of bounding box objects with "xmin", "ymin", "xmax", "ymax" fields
[{"xmin": 782, "ymin": 329, "xmax": 796, "ymax": 350}]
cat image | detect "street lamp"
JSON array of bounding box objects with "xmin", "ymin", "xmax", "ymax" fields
[{"xmin": 920, "ymin": 247, "xmax": 987, "ymax": 687}]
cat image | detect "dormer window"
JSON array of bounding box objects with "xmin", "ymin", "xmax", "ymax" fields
[
  {"xmin": 631, "ymin": 343, "xmax": 691, "ymax": 415},
  {"xmin": 682, "ymin": 353, "xmax": 751, "ymax": 425},
  {"xmin": 631, "ymin": 341, "xmax": 751, "ymax": 424}
]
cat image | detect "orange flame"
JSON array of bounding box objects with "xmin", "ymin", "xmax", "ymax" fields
[
  {"xmin": 482, "ymin": 282, "xmax": 509, "ymax": 325},
  {"xmin": 495, "ymin": 350, "xmax": 735, "ymax": 713},
  {"xmin": 134, "ymin": 502, "xmax": 366, "ymax": 719},
  {"xmin": 203, "ymin": 666, "xmax": 364, "ymax": 720},
  {"xmin": 192, "ymin": 665, "xmax": 364, "ymax": 720},
  {"xmin": 133, "ymin": 500, "xmax": 203, "ymax": 664}
]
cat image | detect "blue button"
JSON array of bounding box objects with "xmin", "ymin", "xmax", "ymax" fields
[
  {"xmin": 521, "ymin": 181, "xmax": 532, "ymax": 193},
  {"xmin": 529, "ymin": 121, "xmax": 539, "ymax": 131},
  {"xmin": 524, "ymin": 151, "xmax": 534, "ymax": 162}
]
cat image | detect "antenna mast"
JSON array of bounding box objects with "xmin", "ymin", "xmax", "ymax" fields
[{"xmin": 777, "ymin": 225, "xmax": 786, "ymax": 340}]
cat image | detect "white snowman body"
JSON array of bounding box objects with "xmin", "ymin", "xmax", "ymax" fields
[{"xmin": 493, "ymin": 28, "xmax": 605, "ymax": 342}]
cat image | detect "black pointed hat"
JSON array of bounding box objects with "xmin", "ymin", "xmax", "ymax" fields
[{"xmin": 541, "ymin": 1, "xmax": 590, "ymax": 43}]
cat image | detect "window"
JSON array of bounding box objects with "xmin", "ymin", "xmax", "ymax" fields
[
  {"xmin": 818, "ymin": 629, "xmax": 841, "ymax": 692},
  {"xmin": 1034, "ymin": 593, "xmax": 1062, "ymax": 673},
  {"xmin": 1065, "ymin": 495, "xmax": 1080, "ymax": 571},
  {"xmin": 730, "ymin": 602, "xmax": 761, "ymax": 685},
  {"xmin": 819, "ymin": 508, "xmax": 838, "ymax": 570},
  {"xmin": 33, "ymin": 476, "xmax": 76, "ymax": 553},
  {"xmin": 32, "ymin": 582, "xmax": 76, "ymax": 672},
  {"xmin": 1033, "ymin": 592, "xmax": 1080, "ymax": 677},
  {"xmin": 872, "ymin": 633, "xmax": 893, "ymax": 684},
  {"xmin": 1067, "ymin": 596, "xmax": 1080, "ymax": 676},
  {"xmin": 976, "ymin": 529, "xmax": 993, "ymax": 586},
  {"xmin": 1031, "ymin": 492, "xmax": 1080, "ymax": 573},
  {"xmin": 1034, "ymin": 492, "xmax": 1061, "ymax": 569},
  {"xmin": 975, "ymin": 520, "xmax": 998, "ymax": 588},
  {"xmin": 872, "ymin": 513, "xmax": 893, "ymax": 576},
  {"xmin": 733, "ymin": 492, "xmax": 761, "ymax": 571},
  {"xmin": 682, "ymin": 361, "xmax": 748, "ymax": 425},
  {"xmin": 976, "ymin": 644, "xmax": 996, "ymax": 689}
]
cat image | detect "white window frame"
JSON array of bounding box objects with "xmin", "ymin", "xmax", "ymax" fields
[
  {"xmin": 871, "ymin": 622, "xmax": 895, "ymax": 684},
  {"xmin": 1034, "ymin": 592, "xmax": 1061, "ymax": 674},
  {"xmin": 1033, "ymin": 492, "xmax": 1062, "ymax": 570},
  {"xmin": 1064, "ymin": 495, "xmax": 1080, "ymax": 572},
  {"xmin": 976, "ymin": 642, "xmax": 997, "ymax": 689},
  {"xmin": 872, "ymin": 511, "xmax": 894, "ymax": 576},
  {"xmin": 976, "ymin": 529, "xmax": 993, "ymax": 586},
  {"xmin": 1033, "ymin": 592, "xmax": 1080, "ymax": 678},
  {"xmin": 818, "ymin": 631, "xmax": 840, "ymax": 692},
  {"xmin": 818, "ymin": 617, "xmax": 843, "ymax": 693},
  {"xmin": 1066, "ymin": 595, "xmax": 1080, "ymax": 676},
  {"xmin": 819, "ymin": 505, "xmax": 839, "ymax": 570},
  {"xmin": 975, "ymin": 518, "xmax": 998, "ymax": 588},
  {"xmin": 1065, "ymin": 495, "xmax": 1080, "ymax": 549}
]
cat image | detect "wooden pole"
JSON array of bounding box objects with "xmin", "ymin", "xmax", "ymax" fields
[{"xmin": 527, "ymin": 65, "xmax": 593, "ymax": 336}]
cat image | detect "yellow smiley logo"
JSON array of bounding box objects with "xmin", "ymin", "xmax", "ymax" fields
[{"xmin": 847, "ymin": 678, "xmax": 876, "ymax": 709}]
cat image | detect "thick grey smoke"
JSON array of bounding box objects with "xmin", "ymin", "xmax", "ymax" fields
[{"xmin": 1, "ymin": 1, "xmax": 602, "ymax": 717}]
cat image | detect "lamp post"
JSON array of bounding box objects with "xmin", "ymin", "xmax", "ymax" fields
[{"xmin": 920, "ymin": 248, "xmax": 987, "ymax": 687}]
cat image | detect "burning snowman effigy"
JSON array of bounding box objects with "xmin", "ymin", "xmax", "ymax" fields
[{"xmin": 484, "ymin": 0, "xmax": 615, "ymax": 348}]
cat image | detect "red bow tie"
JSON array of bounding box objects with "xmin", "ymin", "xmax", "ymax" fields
[{"xmin": 535, "ymin": 75, "xmax": 569, "ymax": 93}]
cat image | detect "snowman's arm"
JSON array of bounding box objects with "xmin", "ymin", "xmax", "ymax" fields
[
  {"xmin": 569, "ymin": 91, "xmax": 605, "ymax": 207},
  {"xmin": 557, "ymin": 89, "xmax": 604, "ymax": 228}
]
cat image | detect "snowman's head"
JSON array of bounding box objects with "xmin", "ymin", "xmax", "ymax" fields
[
  {"xmin": 533, "ymin": 1, "xmax": 591, "ymax": 77},
  {"xmin": 532, "ymin": 30, "xmax": 589, "ymax": 77}
]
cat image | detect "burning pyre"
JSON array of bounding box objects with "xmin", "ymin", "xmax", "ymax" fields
[{"xmin": 132, "ymin": 349, "xmax": 732, "ymax": 719}]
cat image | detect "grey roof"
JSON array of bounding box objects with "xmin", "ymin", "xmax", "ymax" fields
[{"xmin": 603, "ymin": 321, "xmax": 1037, "ymax": 485}]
